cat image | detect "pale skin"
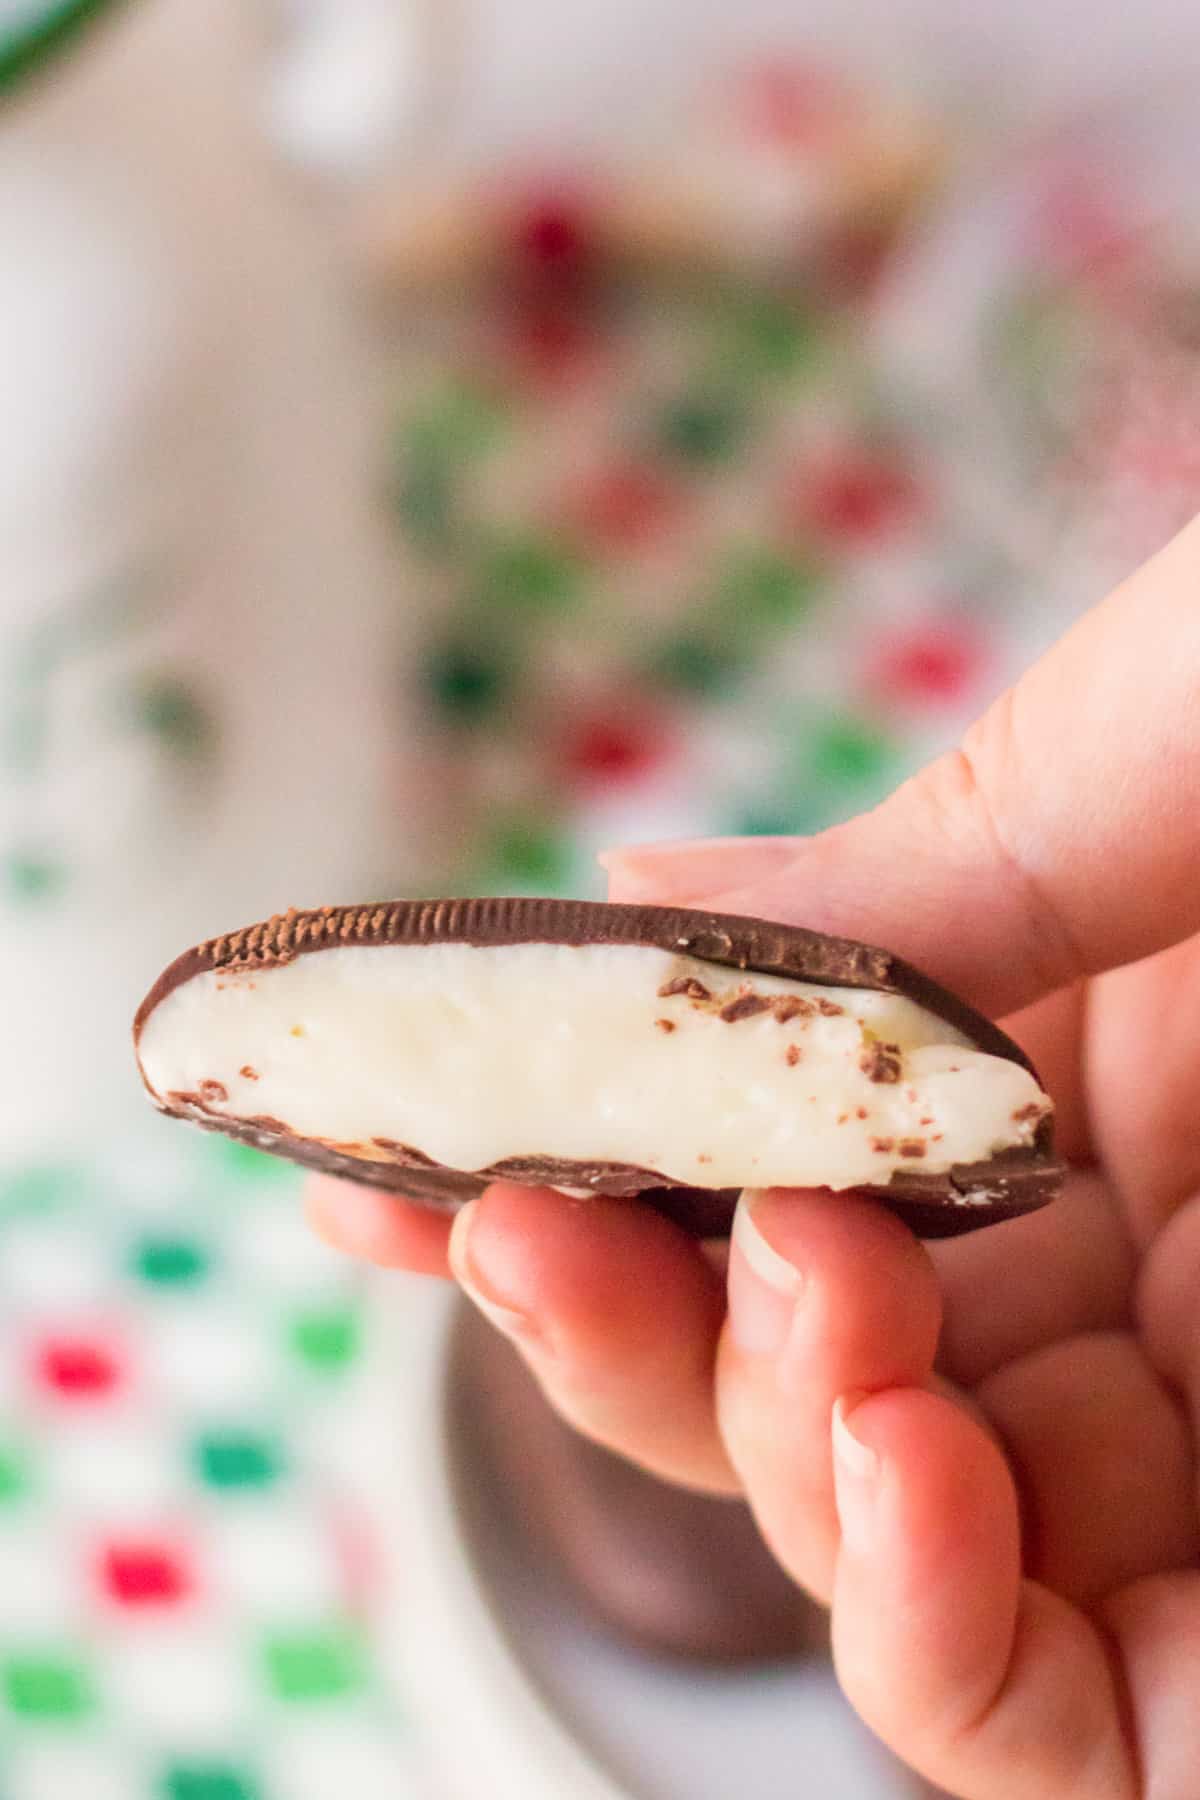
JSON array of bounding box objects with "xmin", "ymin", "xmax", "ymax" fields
[{"xmin": 308, "ymin": 515, "xmax": 1200, "ymax": 1799}]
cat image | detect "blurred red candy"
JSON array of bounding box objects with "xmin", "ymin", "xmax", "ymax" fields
[
  {"xmin": 870, "ymin": 622, "xmax": 983, "ymax": 705},
  {"xmin": 572, "ymin": 463, "xmax": 687, "ymax": 549},
  {"xmin": 508, "ymin": 189, "xmax": 595, "ymax": 287},
  {"xmin": 791, "ymin": 449, "xmax": 923, "ymax": 544},
  {"xmin": 562, "ymin": 711, "xmax": 671, "ymax": 787}
]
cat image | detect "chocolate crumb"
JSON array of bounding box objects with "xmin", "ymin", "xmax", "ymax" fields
[
  {"xmin": 870, "ymin": 1136, "xmax": 895, "ymax": 1154},
  {"xmin": 655, "ymin": 1017, "xmax": 676, "ymax": 1033},
  {"xmin": 859, "ymin": 1041, "xmax": 902, "ymax": 1083},
  {"xmin": 855, "ymin": 1106, "xmax": 868, "ymax": 1119},
  {"xmin": 898, "ymin": 1139, "xmax": 927, "ymax": 1159},
  {"xmin": 785, "ymin": 1044, "xmax": 802, "ymax": 1067},
  {"xmin": 199, "ymin": 1080, "xmax": 228, "ymax": 1105},
  {"xmin": 931, "ymin": 1133, "xmax": 944, "ymax": 1142},
  {"xmin": 919, "ymin": 1116, "xmax": 934, "ymax": 1126},
  {"xmin": 1012, "ymin": 1102, "xmax": 1045, "ymax": 1123},
  {"xmin": 816, "ymin": 997, "xmax": 844, "ymax": 1017},
  {"xmin": 837, "ymin": 1113, "xmax": 849, "ymax": 1125},
  {"xmin": 719, "ymin": 992, "xmax": 772, "ymax": 1023},
  {"xmin": 772, "ymin": 995, "xmax": 815, "ymax": 1023},
  {"xmin": 239, "ymin": 1065, "xmax": 260, "ymax": 1082},
  {"xmin": 657, "ymin": 976, "xmax": 712, "ymax": 1002}
]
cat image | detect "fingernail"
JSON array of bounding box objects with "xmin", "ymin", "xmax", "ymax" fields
[
  {"xmin": 600, "ymin": 838, "xmax": 797, "ymax": 902},
  {"xmin": 727, "ymin": 1191, "xmax": 804, "ymax": 1355},
  {"xmin": 832, "ymin": 1395, "xmax": 881, "ymax": 1553},
  {"xmin": 448, "ymin": 1203, "xmax": 543, "ymax": 1348}
]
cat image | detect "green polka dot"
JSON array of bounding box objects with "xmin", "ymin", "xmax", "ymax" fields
[
  {"xmin": 811, "ymin": 717, "xmax": 896, "ymax": 786},
  {"xmin": 722, "ymin": 292, "xmax": 818, "ymax": 378},
  {"xmin": 726, "ymin": 808, "xmax": 795, "ymax": 839},
  {"xmin": 289, "ymin": 1307, "xmax": 359, "ymax": 1372},
  {"xmin": 161, "ymin": 1762, "xmax": 260, "ymax": 1800},
  {"xmin": 422, "ymin": 639, "xmax": 511, "ymax": 722},
  {"xmin": 394, "ymin": 458, "xmax": 456, "ymax": 551},
  {"xmin": 262, "ymin": 1629, "xmax": 365, "ymax": 1702},
  {"xmin": 656, "ymin": 391, "xmax": 746, "ymax": 464},
  {"xmin": 714, "ymin": 547, "xmax": 822, "ymax": 628},
  {"xmin": 485, "ymin": 818, "xmax": 572, "ymax": 891},
  {"xmin": 132, "ymin": 678, "xmax": 216, "ymax": 756},
  {"xmin": 473, "ymin": 534, "xmax": 585, "ymax": 615},
  {"xmin": 210, "ymin": 1138, "xmax": 297, "ymax": 1186},
  {"xmin": 0, "ymin": 1164, "xmax": 78, "ymax": 1215},
  {"xmin": 132, "ymin": 1236, "xmax": 210, "ymax": 1288},
  {"xmin": 4, "ymin": 849, "xmax": 66, "ymax": 904},
  {"xmin": 3, "ymin": 1655, "xmax": 93, "ymax": 1720},
  {"xmin": 645, "ymin": 632, "xmax": 737, "ymax": 696},
  {"xmin": 0, "ymin": 1447, "xmax": 31, "ymax": 1504},
  {"xmin": 403, "ymin": 381, "xmax": 509, "ymax": 463},
  {"xmin": 193, "ymin": 1431, "xmax": 285, "ymax": 1492}
]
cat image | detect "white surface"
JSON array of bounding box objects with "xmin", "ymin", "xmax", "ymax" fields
[{"xmin": 359, "ymin": 1279, "xmax": 917, "ymax": 1800}]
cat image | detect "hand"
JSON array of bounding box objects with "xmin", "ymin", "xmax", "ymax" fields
[{"xmin": 309, "ymin": 517, "xmax": 1200, "ymax": 1798}]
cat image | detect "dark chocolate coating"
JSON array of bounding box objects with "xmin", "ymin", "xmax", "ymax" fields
[{"xmin": 135, "ymin": 897, "xmax": 1064, "ymax": 1238}]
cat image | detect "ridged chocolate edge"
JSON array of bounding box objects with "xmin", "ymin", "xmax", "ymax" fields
[{"xmin": 134, "ymin": 896, "xmax": 1033, "ymax": 1069}]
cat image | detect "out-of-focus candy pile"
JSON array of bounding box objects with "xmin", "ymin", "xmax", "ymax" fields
[
  {"xmin": 385, "ymin": 72, "xmax": 1200, "ymax": 898},
  {"xmin": 5, "ymin": 45, "xmax": 1200, "ymax": 1800}
]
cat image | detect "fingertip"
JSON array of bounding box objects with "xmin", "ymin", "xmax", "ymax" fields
[
  {"xmin": 831, "ymin": 1385, "xmax": 1019, "ymax": 1746},
  {"xmin": 304, "ymin": 1176, "xmax": 453, "ymax": 1274}
]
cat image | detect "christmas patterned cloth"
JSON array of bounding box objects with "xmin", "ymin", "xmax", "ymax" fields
[{"xmin": 5, "ymin": 52, "xmax": 1200, "ymax": 1800}]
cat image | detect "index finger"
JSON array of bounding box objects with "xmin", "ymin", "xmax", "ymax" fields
[{"xmin": 606, "ymin": 513, "xmax": 1200, "ymax": 1020}]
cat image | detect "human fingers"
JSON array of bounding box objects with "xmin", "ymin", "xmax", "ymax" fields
[
  {"xmin": 606, "ymin": 513, "xmax": 1200, "ymax": 1020},
  {"xmin": 829, "ymin": 1385, "xmax": 1138, "ymax": 1800},
  {"xmin": 305, "ymin": 1176, "xmax": 453, "ymax": 1274},
  {"xmin": 715, "ymin": 1186, "xmax": 941, "ymax": 1600},
  {"xmin": 448, "ymin": 1182, "xmax": 737, "ymax": 1492}
]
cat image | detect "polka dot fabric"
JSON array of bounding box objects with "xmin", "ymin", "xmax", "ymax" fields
[{"xmin": 0, "ymin": 1135, "xmax": 423, "ymax": 1800}]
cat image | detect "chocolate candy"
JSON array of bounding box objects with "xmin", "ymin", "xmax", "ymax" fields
[
  {"xmin": 133, "ymin": 898, "xmax": 1063, "ymax": 1237},
  {"xmin": 451, "ymin": 1300, "xmax": 829, "ymax": 1662}
]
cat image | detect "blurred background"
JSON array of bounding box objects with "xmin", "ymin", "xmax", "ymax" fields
[{"xmin": 3, "ymin": 1, "xmax": 1200, "ymax": 1796}]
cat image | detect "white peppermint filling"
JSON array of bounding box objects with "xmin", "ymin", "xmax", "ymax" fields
[{"xmin": 138, "ymin": 942, "xmax": 1051, "ymax": 1191}]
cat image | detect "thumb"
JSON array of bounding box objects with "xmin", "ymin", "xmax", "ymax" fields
[{"xmin": 605, "ymin": 514, "xmax": 1200, "ymax": 1019}]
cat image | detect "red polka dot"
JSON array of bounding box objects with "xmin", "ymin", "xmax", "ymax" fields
[
  {"xmin": 36, "ymin": 1337, "xmax": 121, "ymax": 1400},
  {"xmin": 561, "ymin": 710, "xmax": 672, "ymax": 788},
  {"xmin": 869, "ymin": 623, "xmax": 984, "ymax": 706},
  {"xmin": 101, "ymin": 1540, "xmax": 192, "ymax": 1608},
  {"xmin": 789, "ymin": 450, "xmax": 922, "ymax": 545},
  {"xmin": 571, "ymin": 463, "xmax": 687, "ymax": 550}
]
